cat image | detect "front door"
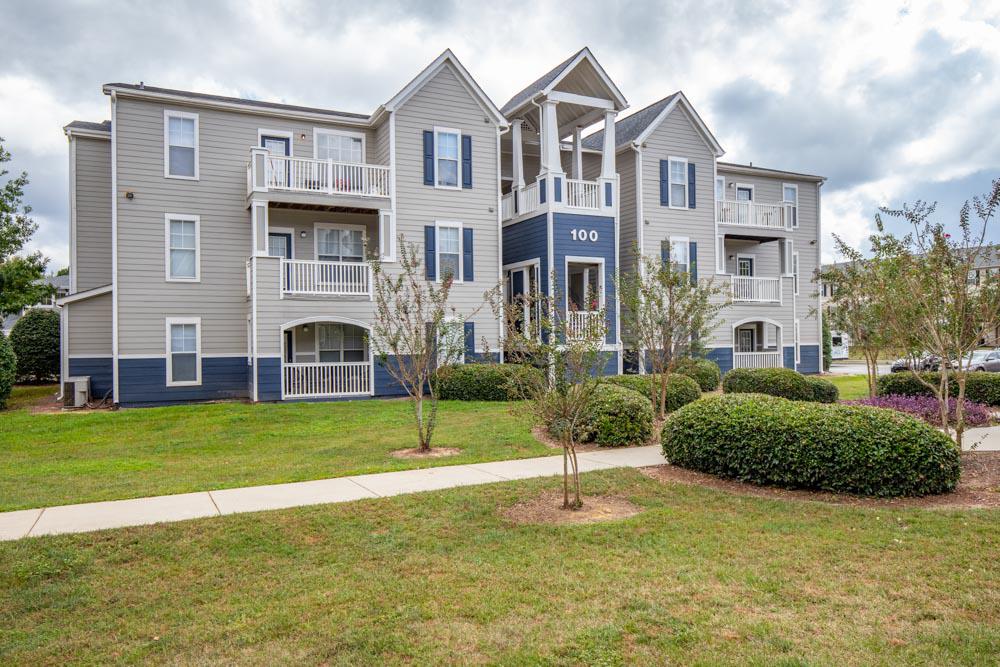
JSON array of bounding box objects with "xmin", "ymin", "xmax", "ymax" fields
[
  {"xmin": 737, "ymin": 328, "xmax": 755, "ymax": 353},
  {"xmin": 268, "ymin": 232, "xmax": 293, "ymax": 259},
  {"xmin": 737, "ymin": 256, "xmax": 754, "ymax": 277},
  {"xmin": 283, "ymin": 330, "xmax": 294, "ymax": 363}
]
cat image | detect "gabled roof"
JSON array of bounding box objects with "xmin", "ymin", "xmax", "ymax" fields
[
  {"xmin": 582, "ymin": 91, "xmax": 723, "ymax": 157},
  {"xmin": 64, "ymin": 120, "xmax": 111, "ymax": 139},
  {"xmin": 717, "ymin": 161, "xmax": 825, "ymax": 183},
  {"xmin": 501, "ymin": 47, "xmax": 628, "ymax": 117},
  {"xmin": 382, "ymin": 49, "xmax": 506, "ymax": 126}
]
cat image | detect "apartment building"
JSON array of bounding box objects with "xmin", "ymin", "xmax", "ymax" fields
[{"xmin": 60, "ymin": 48, "xmax": 824, "ymax": 406}]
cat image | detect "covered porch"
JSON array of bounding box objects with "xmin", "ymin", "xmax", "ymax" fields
[
  {"xmin": 280, "ymin": 318, "xmax": 373, "ymax": 399},
  {"xmin": 732, "ymin": 318, "xmax": 784, "ymax": 369}
]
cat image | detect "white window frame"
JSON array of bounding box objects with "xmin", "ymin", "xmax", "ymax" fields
[
  {"xmin": 736, "ymin": 253, "xmax": 755, "ymax": 277},
  {"xmin": 315, "ymin": 322, "xmax": 368, "ymax": 364},
  {"xmin": 794, "ymin": 318, "xmax": 801, "ymax": 364},
  {"xmin": 379, "ymin": 210, "xmax": 396, "ymax": 262},
  {"xmin": 716, "ymin": 234, "xmax": 726, "ymax": 274},
  {"xmin": 312, "ymin": 128, "xmax": 366, "ymax": 163},
  {"xmin": 667, "ymin": 235, "xmax": 690, "ymax": 274},
  {"xmin": 165, "ymin": 316, "xmax": 201, "ymax": 387},
  {"xmin": 783, "ymin": 183, "xmax": 799, "ymax": 229},
  {"xmin": 163, "ymin": 110, "xmax": 199, "ymax": 180},
  {"xmin": 667, "ymin": 156, "xmax": 688, "ymax": 209},
  {"xmin": 435, "ymin": 220, "xmax": 464, "ymax": 283},
  {"xmin": 314, "ymin": 222, "xmax": 367, "ymax": 263},
  {"xmin": 434, "ymin": 126, "xmax": 462, "ymax": 190},
  {"xmin": 783, "ymin": 240, "xmax": 795, "ymax": 277},
  {"xmin": 164, "ymin": 213, "xmax": 200, "ymax": 282},
  {"xmin": 437, "ymin": 316, "xmax": 466, "ymax": 365},
  {"xmin": 735, "ymin": 183, "xmax": 755, "ymax": 201},
  {"xmin": 715, "ymin": 176, "xmax": 725, "ymax": 202},
  {"xmin": 793, "ymin": 251, "xmax": 800, "ymax": 295}
]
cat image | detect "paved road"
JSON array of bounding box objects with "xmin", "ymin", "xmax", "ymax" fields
[{"xmin": 828, "ymin": 360, "xmax": 892, "ymax": 376}]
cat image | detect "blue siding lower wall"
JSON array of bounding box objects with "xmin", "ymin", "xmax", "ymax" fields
[
  {"xmin": 602, "ymin": 352, "xmax": 619, "ymax": 376},
  {"xmin": 797, "ymin": 345, "xmax": 820, "ymax": 374},
  {"xmin": 783, "ymin": 346, "xmax": 796, "ymax": 369},
  {"xmin": 707, "ymin": 348, "xmax": 734, "ymax": 375},
  {"xmin": 552, "ymin": 213, "xmax": 617, "ymax": 344},
  {"xmin": 502, "ymin": 213, "xmax": 549, "ymax": 295},
  {"xmin": 67, "ymin": 357, "xmax": 113, "ymax": 401},
  {"xmin": 374, "ymin": 357, "xmax": 410, "ymax": 397},
  {"xmin": 256, "ymin": 357, "xmax": 282, "ymax": 401},
  {"xmin": 119, "ymin": 356, "xmax": 249, "ymax": 406}
]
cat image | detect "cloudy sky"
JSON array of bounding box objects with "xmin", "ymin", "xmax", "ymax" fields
[{"xmin": 3, "ymin": 0, "xmax": 998, "ymax": 269}]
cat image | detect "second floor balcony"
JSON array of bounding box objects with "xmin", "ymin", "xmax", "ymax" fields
[
  {"xmin": 501, "ymin": 176, "xmax": 616, "ymax": 223},
  {"xmin": 247, "ymin": 148, "xmax": 390, "ymax": 202},
  {"xmin": 281, "ymin": 258, "xmax": 371, "ymax": 297},
  {"xmin": 730, "ymin": 275, "xmax": 782, "ymax": 303},
  {"xmin": 716, "ymin": 200, "xmax": 796, "ymax": 230}
]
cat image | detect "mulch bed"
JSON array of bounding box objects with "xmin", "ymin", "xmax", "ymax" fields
[
  {"xmin": 501, "ymin": 491, "xmax": 643, "ymax": 525},
  {"xmin": 390, "ymin": 447, "xmax": 461, "ymax": 459},
  {"xmin": 641, "ymin": 451, "xmax": 1000, "ymax": 510}
]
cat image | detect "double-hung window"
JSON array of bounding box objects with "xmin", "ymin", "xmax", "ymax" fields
[
  {"xmin": 166, "ymin": 317, "xmax": 200, "ymax": 386},
  {"xmin": 715, "ymin": 176, "xmax": 725, "ymax": 202},
  {"xmin": 436, "ymin": 223, "xmax": 462, "ymax": 281},
  {"xmin": 435, "ymin": 128, "xmax": 461, "ymax": 188},
  {"xmin": 315, "ymin": 130, "xmax": 364, "ymax": 163},
  {"xmin": 315, "ymin": 224, "xmax": 365, "ymax": 263},
  {"xmin": 166, "ymin": 214, "xmax": 199, "ymax": 281},
  {"xmin": 783, "ymin": 183, "xmax": 799, "ymax": 228},
  {"xmin": 164, "ymin": 110, "xmax": 198, "ymax": 179},
  {"xmin": 317, "ymin": 323, "xmax": 368, "ymax": 363},
  {"xmin": 437, "ymin": 317, "xmax": 465, "ymax": 365},
  {"xmin": 669, "ymin": 158, "xmax": 688, "ymax": 208},
  {"xmin": 668, "ymin": 237, "xmax": 690, "ymax": 274}
]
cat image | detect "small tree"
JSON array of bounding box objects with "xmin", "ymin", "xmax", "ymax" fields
[
  {"xmin": 369, "ymin": 239, "xmax": 472, "ymax": 452},
  {"xmin": 499, "ymin": 275, "xmax": 609, "ymax": 509},
  {"xmin": 616, "ymin": 247, "xmax": 727, "ymax": 419},
  {"xmin": 870, "ymin": 179, "xmax": 1000, "ymax": 448},
  {"xmin": 0, "ymin": 138, "xmax": 50, "ymax": 317},
  {"xmin": 10, "ymin": 308, "xmax": 60, "ymax": 382},
  {"xmin": 821, "ymin": 316, "xmax": 833, "ymax": 372}
]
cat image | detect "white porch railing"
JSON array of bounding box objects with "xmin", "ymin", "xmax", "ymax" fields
[
  {"xmin": 717, "ymin": 200, "xmax": 793, "ymax": 230},
  {"xmin": 566, "ymin": 310, "xmax": 605, "ymax": 340},
  {"xmin": 250, "ymin": 154, "xmax": 390, "ymax": 198},
  {"xmin": 520, "ymin": 181, "xmax": 540, "ymax": 217},
  {"xmin": 733, "ymin": 351, "xmax": 783, "ymax": 369},
  {"xmin": 281, "ymin": 259, "xmax": 371, "ymax": 297},
  {"xmin": 731, "ymin": 276, "xmax": 781, "ymax": 303},
  {"xmin": 501, "ymin": 191, "xmax": 515, "ymax": 220},
  {"xmin": 566, "ymin": 178, "xmax": 600, "ymax": 209},
  {"xmin": 282, "ymin": 361, "xmax": 371, "ymax": 398}
]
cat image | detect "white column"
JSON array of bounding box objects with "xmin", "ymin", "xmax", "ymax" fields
[
  {"xmin": 541, "ymin": 100, "xmax": 561, "ymax": 174},
  {"xmin": 571, "ymin": 126, "xmax": 583, "ymax": 180},
  {"xmin": 511, "ymin": 119, "xmax": 525, "ymax": 190},
  {"xmin": 600, "ymin": 111, "xmax": 617, "ymax": 179}
]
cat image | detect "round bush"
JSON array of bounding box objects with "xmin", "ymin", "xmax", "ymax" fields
[
  {"xmin": 662, "ymin": 394, "xmax": 960, "ymax": 497},
  {"xmin": 9, "ymin": 308, "xmax": 60, "ymax": 382},
  {"xmin": 603, "ymin": 373, "xmax": 701, "ymax": 412},
  {"xmin": 877, "ymin": 371, "xmax": 1000, "ymax": 406},
  {"xmin": 0, "ymin": 332, "xmax": 15, "ymax": 409},
  {"xmin": 576, "ymin": 383, "xmax": 654, "ymax": 447},
  {"xmin": 675, "ymin": 358, "xmax": 722, "ymax": 392},
  {"xmin": 722, "ymin": 367, "xmax": 815, "ymax": 401},
  {"xmin": 804, "ymin": 375, "xmax": 839, "ymax": 403},
  {"xmin": 433, "ymin": 363, "xmax": 544, "ymax": 401}
]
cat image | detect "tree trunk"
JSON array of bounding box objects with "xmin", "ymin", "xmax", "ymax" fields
[
  {"xmin": 955, "ymin": 376, "xmax": 966, "ymax": 449},
  {"xmin": 562, "ymin": 434, "xmax": 570, "ymax": 509},
  {"xmin": 415, "ymin": 394, "xmax": 429, "ymax": 451},
  {"xmin": 569, "ymin": 441, "xmax": 582, "ymax": 510}
]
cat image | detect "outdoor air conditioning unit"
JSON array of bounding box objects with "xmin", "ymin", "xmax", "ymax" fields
[{"xmin": 62, "ymin": 376, "xmax": 90, "ymax": 408}]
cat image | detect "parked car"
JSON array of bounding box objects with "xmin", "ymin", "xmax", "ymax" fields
[
  {"xmin": 966, "ymin": 349, "xmax": 1000, "ymax": 372},
  {"xmin": 891, "ymin": 355, "xmax": 933, "ymax": 373}
]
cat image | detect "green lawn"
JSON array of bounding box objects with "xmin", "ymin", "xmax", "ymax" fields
[
  {"xmin": 0, "ymin": 468, "xmax": 996, "ymax": 664},
  {"xmin": 829, "ymin": 373, "xmax": 872, "ymax": 400},
  {"xmin": 0, "ymin": 386, "xmax": 546, "ymax": 511}
]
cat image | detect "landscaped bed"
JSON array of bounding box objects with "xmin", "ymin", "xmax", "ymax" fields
[{"xmin": 0, "ymin": 468, "xmax": 996, "ymax": 664}]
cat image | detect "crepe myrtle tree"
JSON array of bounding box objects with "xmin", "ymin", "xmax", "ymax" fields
[
  {"xmin": 369, "ymin": 238, "xmax": 481, "ymax": 452},
  {"xmin": 869, "ymin": 178, "xmax": 1000, "ymax": 447},
  {"xmin": 0, "ymin": 138, "xmax": 50, "ymax": 317},
  {"xmin": 616, "ymin": 245, "xmax": 727, "ymax": 420},
  {"xmin": 497, "ymin": 273, "xmax": 610, "ymax": 510}
]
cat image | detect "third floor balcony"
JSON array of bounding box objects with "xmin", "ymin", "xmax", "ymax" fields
[{"xmin": 247, "ymin": 148, "xmax": 390, "ymax": 206}]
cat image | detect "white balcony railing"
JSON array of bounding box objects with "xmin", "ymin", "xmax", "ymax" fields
[
  {"xmin": 566, "ymin": 310, "xmax": 605, "ymax": 340},
  {"xmin": 501, "ymin": 191, "xmax": 516, "ymax": 221},
  {"xmin": 281, "ymin": 259, "xmax": 371, "ymax": 297},
  {"xmin": 249, "ymin": 153, "xmax": 390, "ymax": 198},
  {"xmin": 282, "ymin": 361, "xmax": 371, "ymax": 398},
  {"xmin": 733, "ymin": 351, "xmax": 783, "ymax": 369},
  {"xmin": 717, "ymin": 200, "xmax": 793, "ymax": 230},
  {"xmin": 566, "ymin": 178, "xmax": 600, "ymax": 209},
  {"xmin": 731, "ymin": 276, "xmax": 781, "ymax": 303}
]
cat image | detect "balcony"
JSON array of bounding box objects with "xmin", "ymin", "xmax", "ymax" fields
[
  {"xmin": 282, "ymin": 361, "xmax": 371, "ymax": 398},
  {"xmin": 247, "ymin": 149, "xmax": 390, "ymax": 201},
  {"xmin": 566, "ymin": 310, "xmax": 605, "ymax": 340},
  {"xmin": 731, "ymin": 276, "xmax": 781, "ymax": 303},
  {"xmin": 717, "ymin": 200, "xmax": 795, "ymax": 230},
  {"xmin": 733, "ymin": 351, "xmax": 783, "ymax": 369},
  {"xmin": 281, "ymin": 259, "xmax": 371, "ymax": 298},
  {"xmin": 502, "ymin": 177, "xmax": 613, "ymax": 223}
]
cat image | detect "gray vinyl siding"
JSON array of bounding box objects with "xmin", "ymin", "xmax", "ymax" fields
[
  {"xmin": 66, "ymin": 293, "xmax": 112, "ymax": 355},
  {"xmin": 612, "ymin": 150, "xmax": 637, "ymax": 274},
  {"xmin": 113, "ymin": 96, "xmax": 378, "ymax": 356},
  {"xmin": 73, "ymin": 136, "xmax": 112, "ymax": 290}
]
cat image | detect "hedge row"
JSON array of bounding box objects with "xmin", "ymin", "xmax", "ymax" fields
[
  {"xmin": 0, "ymin": 332, "xmax": 15, "ymax": 409},
  {"xmin": 603, "ymin": 373, "xmax": 701, "ymax": 412},
  {"xmin": 722, "ymin": 367, "xmax": 838, "ymax": 403},
  {"xmin": 662, "ymin": 394, "xmax": 960, "ymax": 497},
  {"xmin": 876, "ymin": 371, "xmax": 1000, "ymax": 406},
  {"xmin": 432, "ymin": 363, "xmax": 544, "ymax": 401},
  {"xmin": 674, "ymin": 358, "xmax": 722, "ymax": 392}
]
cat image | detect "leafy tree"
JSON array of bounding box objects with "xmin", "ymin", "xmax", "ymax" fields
[
  {"xmin": 821, "ymin": 315, "xmax": 833, "ymax": 371},
  {"xmin": 0, "ymin": 332, "xmax": 15, "ymax": 409},
  {"xmin": 55, "ymin": 267, "xmax": 69, "ymax": 277},
  {"xmin": 0, "ymin": 138, "xmax": 49, "ymax": 316},
  {"xmin": 10, "ymin": 308, "xmax": 60, "ymax": 382},
  {"xmin": 616, "ymin": 246, "xmax": 727, "ymax": 419}
]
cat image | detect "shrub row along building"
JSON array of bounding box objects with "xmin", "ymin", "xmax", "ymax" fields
[{"xmin": 59, "ymin": 48, "xmax": 824, "ymax": 406}]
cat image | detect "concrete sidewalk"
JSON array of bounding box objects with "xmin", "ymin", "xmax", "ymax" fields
[{"xmin": 0, "ymin": 446, "xmax": 666, "ymax": 542}]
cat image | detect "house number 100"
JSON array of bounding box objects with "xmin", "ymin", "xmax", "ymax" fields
[{"xmin": 571, "ymin": 229, "xmax": 599, "ymax": 242}]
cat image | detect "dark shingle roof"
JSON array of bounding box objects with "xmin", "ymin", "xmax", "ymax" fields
[
  {"xmin": 105, "ymin": 83, "xmax": 370, "ymax": 120},
  {"xmin": 581, "ymin": 93, "xmax": 679, "ymax": 150},
  {"xmin": 500, "ymin": 48, "xmax": 586, "ymax": 115},
  {"xmin": 65, "ymin": 120, "xmax": 111, "ymax": 133}
]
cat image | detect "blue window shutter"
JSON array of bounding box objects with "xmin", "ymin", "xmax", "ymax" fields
[
  {"xmin": 461, "ymin": 135, "xmax": 472, "ymax": 189},
  {"xmin": 463, "ymin": 321, "xmax": 475, "ymax": 361},
  {"xmin": 424, "ymin": 226, "xmax": 436, "ymax": 279},
  {"xmin": 659, "ymin": 160, "xmax": 669, "ymax": 206},
  {"xmin": 688, "ymin": 162, "xmax": 696, "ymax": 209},
  {"xmin": 604, "ymin": 181, "xmax": 613, "ymax": 207},
  {"xmin": 554, "ymin": 176, "xmax": 562, "ymax": 203},
  {"xmin": 539, "ymin": 178, "xmax": 546, "ymax": 203},
  {"xmin": 422, "ymin": 131, "xmax": 434, "ymax": 185},
  {"xmin": 462, "ymin": 228, "xmax": 474, "ymax": 281},
  {"xmin": 689, "ymin": 241, "xmax": 698, "ymax": 284}
]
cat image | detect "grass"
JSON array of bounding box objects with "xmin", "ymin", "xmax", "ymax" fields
[
  {"xmin": 0, "ymin": 386, "xmax": 547, "ymax": 511},
  {"xmin": 0, "ymin": 468, "xmax": 996, "ymax": 664},
  {"xmin": 828, "ymin": 373, "xmax": 872, "ymax": 400}
]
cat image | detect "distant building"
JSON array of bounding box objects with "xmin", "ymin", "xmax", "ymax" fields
[{"xmin": 2, "ymin": 274, "xmax": 69, "ymax": 335}]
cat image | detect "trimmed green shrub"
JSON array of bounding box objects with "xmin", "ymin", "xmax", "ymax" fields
[
  {"xmin": 877, "ymin": 371, "xmax": 1000, "ymax": 406},
  {"xmin": 804, "ymin": 375, "xmax": 839, "ymax": 403},
  {"xmin": 0, "ymin": 332, "xmax": 15, "ymax": 409},
  {"xmin": 722, "ymin": 367, "xmax": 815, "ymax": 402},
  {"xmin": 603, "ymin": 373, "xmax": 701, "ymax": 412},
  {"xmin": 675, "ymin": 358, "xmax": 722, "ymax": 392},
  {"xmin": 9, "ymin": 308, "xmax": 61, "ymax": 382},
  {"xmin": 662, "ymin": 394, "xmax": 960, "ymax": 497},
  {"xmin": 433, "ymin": 363, "xmax": 544, "ymax": 401},
  {"xmin": 576, "ymin": 383, "xmax": 654, "ymax": 447}
]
